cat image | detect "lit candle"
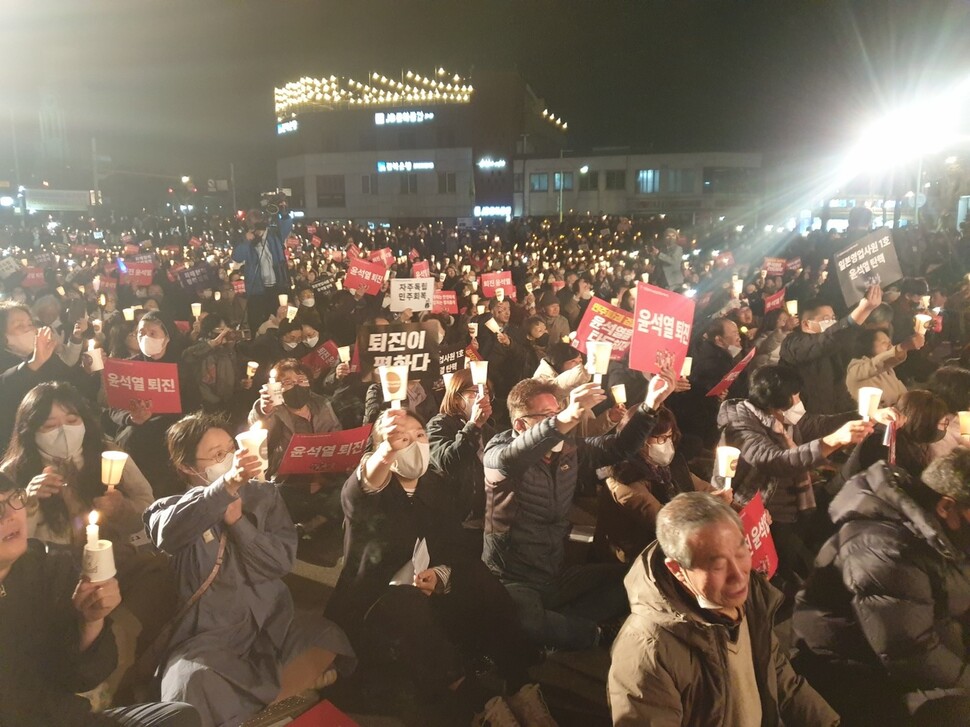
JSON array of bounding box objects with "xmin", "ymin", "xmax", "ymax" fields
[
  {"xmin": 101, "ymin": 451, "xmax": 128, "ymax": 491},
  {"xmin": 286, "ymin": 305, "xmax": 299, "ymax": 322},
  {"xmin": 495, "ymin": 287, "xmax": 505, "ymax": 302},
  {"xmin": 785, "ymin": 300, "xmax": 798, "ymax": 316},
  {"xmin": 246, "ymin": 361, "xmax": 259, "ymax": 379},
  {"xmin": 611, "ymin": 384, "xmax": 627, "ymax": 405},
  {"xmin": 191, "ymin": 302, "xmax": 202, "ymax": 319},
  {"xmin": 470, "ymin": 293, "xmax": 480, "ymax": 305},
  {"xmin": 122, "ymin": 307, "xmax": 135, "ymax": 322},
  {"xmin": 920, "ymin": 295, "xmax": 931, "ymax": 310},
  {"xmin": 214, "ymin": 291, "xmax": 221, "ymax": 301},
  {"xmin": 337, "ymin": 346, "xmax": 351, "ymax": 363},
  {"xmin": 442, "ymin": 372, "xmax": 454, "ymax": 389},
  {"xmin": 56, "ymin": 286, "xmax": 66, "ymax": 297},
  {"xmin": 681, "ymin": 356, "xmax": 693, "ymax": 378},
  {"xmin": 641, "ymin": 273, "xmax": 650, "ymax": 283},
  {"xmin": 470, "ymin": 360, "xmax": 488, "ymax": 395},
  {"xmin": 958, "ymin": 411, "xmax": 970, "ymax": 442},
  {"xmin": 716, "ymin": 446, "xmax": 741, "ymax": 491},
  {"xmin": 914, "ymin": 314, "xmax": 932, "ymax": 333},
  {"xmin": 857, "ymin": 387, "xmax": 882, "ymax": 422},
  {"xmin": 476, "ymin": 304, "xmax": 486, "ymax": 315},
  {"xmin": 235, "ymin": 423, "xmax": 268, "ymax": 478},
  {"xmin": 586, "ymin": 340, "xmax": 613, "ymax": 384},
  {"xmin": 379, "ymin": 365, "xmax": 409, "ymax": 409},
  {"xmin": 467, "ymin": 322, "xmax": 479, "ymax": 338},
  {"xmin": 86, "ymin": 511, "xmax": 99, "ymax": 549},
  {"xmin": 278, "ymin": 294, "xmax": 289, "ymax": 307},
  {"xmin": 91, "ymin": 318, "xmax": 102, "ymax": 333}
]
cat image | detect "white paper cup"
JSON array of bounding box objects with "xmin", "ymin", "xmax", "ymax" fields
[
  {"xmin": 467, "ymin": 322, "xmax": 479, "ymax": 338},
  {"xmin": 101, "ymin": 451, "xmax": 128, "ymax": 488},
  {"xmin": 470, "ymin": 360, "xmax": 488, "ymax": 388},
  {"xmin": 87, "ymin": 347, "xmax": 104, "ymax": 373},
  {"xmin": 122, "ymin": 307, "xmax": 135, "ymax": 322},
  {"xmin": 286, "ymin": 305, "xmax": 299, "ymax": 322},
  {"xmin": 611, "ymin": 384, "xmax": 627, "ymax": 405},
  {"xmin": 785, "ymin": 300, "xmax": 798, "ymax": 316},
  {"xmin": 857, "ymin": 387, "xmax": 882, "ymax": 421},
  {"xmin": 191, "ymin": 302, "xmax": 202, "ymax": 318},
  {"xmin": 476, "ymin": 304, "xmax": 486, "ymax": 315},
  {"xmin": 495, "ymin": 287, "xmax": 505, "ymax": 302},
  {"xmin": 681, "ymin": 356, "xmax": 693, "ymax": 378},
  {"xmin": 716, "ymin": 446, "xmax": 741, "ymax": 480},
  {"xmin": 278, "ymin": 294, "xmax": 289, "ymax": 306},
  {"xmin": 442, "ymin": 372, "xmax": 455, "ymax": 389},
  {"xmin": 235, "ymin": 427, "xmax": 268, "ymax": 477},
  {"xmin": 915, "ymin": 313, "xmax": 932, "ymax": 332},
  {"xmin": 82, "ymin": 541, "xmax": 116, "ymax": 583},
  {"xmin": 586, "ymin": 341, "xmax": 612, "ymax": 378},
  {"xmin": 379, "ymin": 365, "xmax": 409, "ymax": 405},
  {"xmin": 337, "ymin": 346, "xmax": 351, "ymax": 363},
  {"xmin": 484, "ymin": 317, "xmax": 501, "ymax": 334},
  {"xmin": 957, "ymin": 411, "xmax": 970, "ymax": 438}
]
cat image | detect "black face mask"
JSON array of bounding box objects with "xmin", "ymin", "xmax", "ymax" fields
[
  {"xmin": 282, "ymin": 385, "xmax": 311, "ymax": 409},
  {"xmin": 534, "ymin": 333, "xmax": 550, "ymax": 348}
]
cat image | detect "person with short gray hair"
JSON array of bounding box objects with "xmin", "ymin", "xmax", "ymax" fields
[{"xmin": 608, "ymin": 492, "xmax": 837, "ymax": 726}]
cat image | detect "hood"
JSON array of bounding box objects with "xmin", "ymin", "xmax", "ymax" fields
[
  {"xmin": 716, "ymin": 398, "xmax": 772, "ymax": 431},
  {"xmin": 830, "ymin": 460, "xmax": 959, "ymax": 561}
]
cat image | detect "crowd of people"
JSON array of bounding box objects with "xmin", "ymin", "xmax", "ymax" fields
[{"xmin": 1, "ymin": 201, "xmax": 970, "ymax": 727}]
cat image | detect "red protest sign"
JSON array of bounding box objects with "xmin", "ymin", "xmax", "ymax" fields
[
  {"xmin": 84, "ymin": 244, "xmax": 100, "ymax": 256},
  {"xmin": 285, "ymin": 236, "xmax": 301, "ymax": 250},
  {"xmin": 301, "ymin": 340, "xmax": 340, "ymax": 375},
  {"xmin": 121, "ymin": 262, "xmax": 154, "ymax": 288},
  {"xmin": 102, "ymin": 358, "xmax": 182, "ymax": 414},
  {"xmin": 21, "ymin": 267, "xmax": 46, "ymax": 288},
  {"xmin": 306, "ymin": 225, "xmax": 317, "ymax": 234},
  {"xmin": 311, "ymin": 235, "xmax": 322, "ymax": 248},
  {"xmin": 368, "ymin": 247, "xmax": 394, "ymax": 267},
  {"xmin": 551, "ymin": 280, "xmax": 565, "ymax": 293},
  {"xmin": 123, "ymin": 243, "xmax": 140, "ymax": 256},
  {"xmin": 289, "ymin": 699, "xmax": 359, "ymax": 727},
  {"xmin": 188, "ymin": 236, "xmax": 202, "ymax": 248},
  {"xmin": 345, "ymin": 258, "xmax": 387, "ymax": 296},
  {"xmin": 786, "ymin": 257, "xmax": 802, "ymax": 272},
  {"xmin": 740, "ymin": 492, "xmax": 778, "ymax": 579},
  {"xmin": 276, "ymin": 425, "xmax": 373, "ymax": 476},
  {"xmin": 714, "ymin": 251, "xmax": 735, "ymax": 269},
  {"xmin": 346, "ymin": 243, "xmax": 361, "ymax": 260},
  {"xmin": 412, "ymin": 260, "xmax": 431, "ymax": 278},
  {"xmin": 706, "ymin": 347, "xmax": 757, "ymax": 398},
  {"xmin": 575, "ymin": 297, "xmax": 634, "ymax": 361},
  {"xmin": 763, "ymin": 257, "xmax": 786, "ymax": 276},
  {"xmin": 629, "ymin": 283, "xmax": 695, "ymax": 376},
  {"xmin": 764, "ymin": 289, "xmax": 785, "ymax": 313},
  {"xmin": 232, "ymin": 279, "xmax": 245, "ymax": 294},
  {"xmin": 481, "ymin": 271, "xmax": 513, "ymax": 299},
  {"xmin": 432, "ymin": 290, "xmax": 458, "ymax": 314},
  {"xmin": 408, "ymin": 248, "xmax": 420, "ymax": 262}
]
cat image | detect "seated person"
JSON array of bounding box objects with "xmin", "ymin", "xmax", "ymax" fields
[
  {"xmin": 146, "ymin": 414, "xmax": 356, "ymax": 727},
  {"xmin": 0, "ymin": 473, "xmax": 200, "ymax": 727},
  {"xmin": 608, "ymin": 492, "xmax": 838, "ymax": 726},
  {"xmin": 845, "ymin": 327, "xmax": 923, "ymax": 407}
]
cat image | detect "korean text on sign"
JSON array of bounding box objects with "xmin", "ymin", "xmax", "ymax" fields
[
  {"xmin": 574, "ymin": 297, "xmax": 635, "ymax": 360},
  {"xmin": 345, "ymin": 258, "xmax": 387, "ymax": 296},
  {"xmin": 276, "ymin": 425, "xmax": 373, "ymax": 476},
  {"xmin": 628, "ymin": 282, "xmax": 695, "ymax": 376},
  {"xmin": 101, "ymin": 358, "xmax": 182, "ymax": 414},
  {"xmin": 390, "ymin": 278, "xmax": 435, "ymax": 312}
]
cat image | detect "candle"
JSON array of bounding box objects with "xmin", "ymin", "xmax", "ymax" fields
[
  {"xmin": 379, "ymin": 365, "xmax": 409, "ymax": 408},
  {"xmin": 914, "ymin": 313, "xmax": 932, "ymax": 332},
  {"xmin": 476, "ymin": 304, "xmax": 486, "ymax": 315},
  {"xmin": 286, "ymin": 305, "xmax": 299, "ymax": 322},
  {"xmin": 716, "ymin": 446, "xmax": 741, "ymax": 490},
  {"xmin": 586, "ymin": 341, "xmax": 613, "ymax": 384},
  {"xmin": 610, "ymin": 297, "xmax": 619, "ymax": 306},
  {"xmin": 921, "ymin": 295, "xmax": 931, "ymax": 310},
  {"xmin": 470, "ymin": 360, "xmax": 488, "ymax": 394},
  {"xmin": 611, "ymin": 384, "xmax": 627, "ymax": 405},
  {"xmin": 857, "ymin": 387, "xmax": 882, "ymax": 422},
  {"xmin": 91, "ymin": 318, "xmax": 102, "ymax": 333},
  {"xmin": 525, "ymin": 282, "xmax": 533, "ymax": 294},
  {"xmin": 99, "ymin": 293, "xmax": 106, "ymax": 307},
  {"xmin": 267, "ymin": 371, "xmax": 284, "ymax": 405},
  {"xmin": 641, "ymin": 273, "xmax": 650, "ymax": 283},
  {"xmin": 78, "ymin": 284, "xmax": 85, "ymax": 295},
  {"xmin": 785, "ymin": 300, "xmax": 798, "ymax": 316},
  {"xmin": 958, "ymin": 411, "xmax": 970, "ymax": 441},
  {"xmin": 246, "ymin": 361, "xmax": 259, "ymax": 378},
  {"xmin": 56, "ymin": 286, "xmax": 66, "ymax": 297},
  {"xmin": 86, "ymin": 511, "xmax": 99, "ymax": 549},
  {"xmin": 87, "ymin": 342, "xmax": 104, "ymax": 372},
  {"xmin": 681, "ymin": 356, "xmax": 693, "ymax": 378},
  {"xmin": 191, "ymin": 302, "xmax": 202, "ymax": 319},
  {"xmin": 122, "ymin": 307, "xmax": 135, "ymax": 322},
  {"xmin": 101, "ymin": 451, "xmax": 128, "ymax": 490},
  {"xmin": 467, "ymin": 322, "xmax": 479, "ymax": 338},
  {"xmin": 214, "ymin": 291, "xmax": 221, "ymax": 301},
  {"xmin": 470, "ymin": 293, "xmax": 480, "ymax": 305},
  {"xmin": 337, "ymin": 346, "xmax": 351, "ymax": 363},
  {"xmin": 733, "ymin": 279, "xmax": 744, "ymax": 297},
  {"xmin": 495, "ymin": 287, "xmax": 505, "ymax": 302},
  {"xmin": 484, "ymin": 317, "xmax": 501, "ymax": 334},
  {"xmin": 235, "ymin": 423, "xmax": 268, "ymax": 478},
  {"xmin": 278, "ymin": 294, "xmax": 289, "ymax": 307},
  {"xmin": 335, "ymin": 279, "xmax": 343, "ymax": 290}
]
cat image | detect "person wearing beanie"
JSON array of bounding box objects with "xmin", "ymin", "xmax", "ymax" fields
[
  {"xmin": 537, "ymin": 290, "xmax": 570, "ymax": 346},
  {"xmin": 793, "ymin": 449, "xmax": 970, "ymax": 724}
]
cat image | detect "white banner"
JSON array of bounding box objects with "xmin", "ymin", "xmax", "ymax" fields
[{"xmin": 389, "ymin": 277, "xmax": 435, "ymax": 312}]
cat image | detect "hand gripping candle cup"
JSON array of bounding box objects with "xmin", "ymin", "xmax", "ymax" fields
[
  {"xmin": 83, "ymin": 511, "xmax": 116, "ymax": 583},
  {"xmin": 379, "ymin": 365, "xmax": 409, "ymax": 409},
  {"xmin": 958, "ymin": 411, "xmax": 970, "ymax": 442},
  {"xmin": 191, "ymin": 302, "xmax": 202, "ymax": 319},
  {"xmin": 86, "ymin": 339, "xmax": 104, "ymax": 372},
  {"xmin": 586, "ymin": 340, "xmax": 613, "ymax": 384},
  {"xmin": 785, "ymin": 300, "xmax": 798, "ymax": 316},
  {"xmin": 337, "ymin": 346, "xmax": 352, "ymax": 364},
  {"xmin": 101, "ymin": 451, "xmax": 128, "ymax": 492},
  {"xmin": 235, "ymin": 423, "xmax": 268, "ymax": 478},
  {"xmin": 470, "ymin": 360, "xmax": 488, "ymax": 395},
  {"xmin": 857, "ymin": 387, "xmax": 882, "ymax": 422},
  {"xmin": 716, "ymin": 446, "xmax": 741, "ymax": 491},
  {"xmin": 611, "ymin": 384, "xmax": 627, "ymax": 405}
]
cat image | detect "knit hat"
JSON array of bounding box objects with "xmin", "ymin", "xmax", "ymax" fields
[{"xmin": 921, "ymin": 447, "xmax": 970, "ymax": 505}]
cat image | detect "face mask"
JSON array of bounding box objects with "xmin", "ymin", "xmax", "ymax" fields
[
  {"xmin": 816, "ymin": 319, "xmax": 836, "ymax": 333},
  {"xmin": 928, "ymin": 427, "xmax": 948, "ymax": 444},
  {"xmin": 580, "ymin": 289, "xmax": 593, "ymax": 300},
  {"xmin": 282, "ymin": 341, "xmax": 299, "ymax": 351},
  {"xmin": 534, "ymin": 332, "xmax": 550, "ymax": 348},
  {"xmin": 301, "ymin": 298, "xmax": 315, "ymax": 308},
  {"xmin": 204, "ymin": 451, "xmax": 234, "ymax": 482},
  {"xmin": 683, "ymin": 569, "xmax": 728, "ymax": 611},
  {"xmin": 36, "ymin": 423, "xmax": 85, "ymax": 461},
  {"xmin": 784, "ymin": 400, "xmax": 806, "ymax": 425},
  {"xmin": 7, "ymin": 330, "xmax": 37, "ymax": 357},
  {"xmin": 305, "ymin": 335, "xmax": 319, "ymax": 348},
  {"xmin": 282, "ymin": 385, "xmax": 310, "ymax": 409},
  {"xmin": 139, "ymin": 335, "xmax": 167, "ymax": 358},
  {"xmin": 462, "ymin": 397, "xmax": 476, "ymax": 420},
  {"xmin": 726, "ymin": 344, "xmax": 742, "ymax": 358},
  {"xmin": 391, "ymin": 441, "xmax": 430, "ymax": 479},
  {"xmin": 647, "ymin": 440, "xmax": 675, "ymax": 466}
]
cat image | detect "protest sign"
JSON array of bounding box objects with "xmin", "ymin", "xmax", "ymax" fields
[
  {"xmin": 438, "ymin": 343, "xmax": 466, "ymax": 374},
  {"xmin": 368, "ymin": 247, "xmax": 394, "ymax": 267},
  {"xmin": 21, "ymin": 267, "xmax": 46, "ymax": 288},
  {"xmin": 176, "ymin": 264, "xmax": 214, "ymax": 291},
  {"xmin": 357, "ymin": 322, "xmax": 439, "ymax": 381},
  {"xmin": 432, "ymin": 290, "xmax": 458, "ymax": 314},
  {"xmin": 481, "ymin": 271, "xmax": 513, "ymax": 299},
  {"xmin": 276, "ymin": 425, "xmax": 373, "ymax": 476},
  {"xmin": 835, "ymin": 228, "xmax": 903, "ymax": 306},
  {"xmin": 102, "ymin": 358, "xmax": 182, "ymax": 414},
  {"xmin": 786, "ymin": 257, "xmax": 802, "ymax": 272},
  {"xmin": 574, "ymin": 297, "xmax": 634, "ymax": 361},
  {"xmin": 629, "ymin": 283, "xmax": 694, "ymax": 376},
  {"xmin": 740, "ymin": 493, "xmax": 778, "ymax": 579},
  {"xmin": 346, "ymin": 242, "xmax": 361, "ymax": 260},
  {"xmin": 389, "ymin": 278, "xmax": 435, "ymax": 312},
  {"xmin": 345, "ymin": 258, "xmax": 387, "ymax": 296},
  {"xmin": 763, "ymin": 289, "xmax": 785, "ymax": 313},
  {"xmin": 121, "ymin": 262, "xmax": 154, "ymax": 287},
  {"xmin": 412, "ymin": 260, "xmax": 431, "ymax": 278},
  {"xmin": 706, "ymin": 347, "xmax": 757, "ymax": 398},
  {"xmin": 232, "ymin": 279, "xmax": 246, "ymax": 294},
  {"xmin": 301, "ymin": 340, "xmax": 340, "ymax": 376},
  {"xmin": 311, "ymin": 275, "xmax": 335, "ymax": 297},
  {"xmin": 763, "ymin": 257, "xmax": 787, "ymax": 276},
  {"xmin": 0, "ymin": 258, "xmax": 20, "ymax": 280},
  {"xmin": 714, "ymin": 251, "xmax": 735, "ymax": 269}
]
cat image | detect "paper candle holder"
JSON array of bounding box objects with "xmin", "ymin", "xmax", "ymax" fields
[
  {"xmin": 586, "ymin": 340, "xmax": 612, "ymax": 383},
  {"xmin": 469, "ymin": 360, "xmax": 488, "ymax": 393},
  {"xmin": 246, "ymin": 361, "xmax": 259, "ymax": 378},
  {"xmin": 235, "ymin": 426, "xmax": 268, "ymax": 477},
  {"xmin": 681, "ymin": 356, "xmax": 693, "ymax": 378},
  {"xmin": 914, "ymin": 314, "xmax": 932, "ymax": 332},
  {"xmin": 857, "ymin": 387, "xmax": 882, "ymax": 421},
  {"xmin": 442, "ymin": 372, "xmax": 455, "ymax": 389},
  {"xmin": 122, "ymin": 307, "xmax": 135, "ymax": 322},
  {"xmin": 286, "ymin": 305, "xmax": 299, "ymax": 322},
  {"xmin": 495, "ymin": 287, "xmax": 505, "ymax": 301},
  {"xmin": 87, "ymin": 345, "xmax": 104, "ymax": 373},
  {"xmin": 785, "ymin": 301, "xmax": 798, "ymax": 316},
  {"xmin": 278, "ymin": 294, "xmax": 289, "ymax": 307},
  {"xmin": 101, "ymin": 451, "xmax": 128, "ymax": 488},
  {"xmin": 191, "ymin": 302, "xmax": 202, "ymax": 318},
  {"xmin": 716, "ymin": 446, "xmax": 741, "ymax": 490},
  {"xmin": 379, "ymin": 365, "xmax": 409, "ymax": 408},
  {"xmin": 337, "ymin": 346, "xmax": 352, "ymax": 363},
  {"xmin": 958, "ymin": 411, "xmax": 970, "ymax": 440},
  {"xmin": 467, "ymin": 322, "xmax": 479, "ymax": 338},
  {"xmin": 484, "ymin": 318, "xmax": 501, "ymax": 334},
  {"xmin": 611, "ymin": 384, "xmax": 627, "ymax": 405}
]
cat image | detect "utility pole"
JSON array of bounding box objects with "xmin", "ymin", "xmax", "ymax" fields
[
  {"xmin": 230, "ymin": 162, "xmax": 237, "ymax": 211},
  {"xmin": 9, "ymin": 110, "xmax": 21, "ymax": 188},
  {"xmin": 91, "ymin": 137, "xmax": 100, "ymax": 205}
]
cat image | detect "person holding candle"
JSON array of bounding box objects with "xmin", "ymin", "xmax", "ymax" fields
[
  {"xmin": 749, "ymin": 307, "xmax": 799, "ymax": 374},
  {"xmin": 927, "ymin": 366, "xmax": 970, "ymax": 459},
  {"xmin": 846, "ymin": 327, "xmax": 923, "ymax": 408},
  {"xmin": 149, "ymin": 413, "xmax": 355, "ymax": 727}
]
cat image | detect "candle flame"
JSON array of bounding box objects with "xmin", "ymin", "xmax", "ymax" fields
[{"xmin": 88, "ymin": 511, "xmax": 99, "ymax": 526}]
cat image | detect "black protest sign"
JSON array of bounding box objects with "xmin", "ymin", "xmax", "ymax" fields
[
  {"xmin": 835, "ymin": 228, "xmax": 903, "ymax": 306},
  {"xmin": 356, "ymin": 322, "xmax": 440, "ymax": 381},
  {"xmin": 438, "ymin": 343, "xmax": 466, "ymax": 375},
  {"xmin": 311, "ymin": 275, "xmax": 335, "ymax": 297}
]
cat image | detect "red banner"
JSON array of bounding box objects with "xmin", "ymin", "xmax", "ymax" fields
[
  {"xmin": 763, "ymin": 289, "xmax": 785, "ymax": 313},
  {"xmin": 574, "ymin": 297, "xmax": 634, "ymax": 361},
  {"xmin": 629, "ymin": 283, "xmax": 695, "ymax": 376},
  {"xmin": 232, "ymin": 279, "xmax": 245, "ymax": 294},
  {"xmin": 368, "ymin": 247, "xmax": 394, "ymax": 267},
  {"xmin": 345, "ymin": 258, "xmax": 387, "ymax": 296},
  {"xmin": 481, "ymin": 271, "xmax": 513, "ymax": 299},
  {"xmin": 123, "ymin": 243, "xmax": 140, "ymax": 256},
  {"xmin": 740, "ymin": 492, "xmax": 778, "ymax": 579},
  {"xmin": 285, "ymin": 235, "xmax": 301, "ymax": 250},
  {"xmin": 408, "ymin": 248, "xmax": 420, "ymax": 262},
  {"xmin": 311, "ymin": 235, "xmax": 322, "ymax": 248},
  {"xmin": 188, "ymin": 236, "xmax": 202, "ymax": 248},
  {"xmin": 21, "ymin": 267, "xmax": 46, "ymax": 288},
  {"xmin": 276, "ymin": 425, "xmax": 373, "ymax": 476},
  {"xmin": 121, "ymin": 262, "xmax": 154, "ymax": 287},
  {"xmin": 714, "ymin": 251, "xmax": 736, "ymax": 269},
  {"xmin": 432, "ymin": 290, "xmax": 458, "ymax": 314},
  {"xmin": 706, "ymin": 347, "xmax": 757, "ymax": 398},
  {"xmin": 346, "ymin": 243, "xmax": 361, "ymax": 260},
  {"xmin": 301, "ymin": 340, "xmax": 340, "ymax": 375},
  {"xmin": 763, "ymin": 257, "xmax": 786, "ymax": 276},
  {"xmin": 102, "ymin": 358, "xmax": 182, "ymax": 414},
  {"xmin": 412, "ymin": 260, "xmax": 431, "ymax": 278},
  {"xmin": 786, "ymin": 257, "xmax": 802, "ymax": 272}
]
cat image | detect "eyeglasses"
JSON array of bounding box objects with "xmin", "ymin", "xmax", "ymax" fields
[
  {"xmin": 649, "ymin": 433, "xmax": 674, "ymax": 444},
  {"xmin": 280, "ymin": 378, "xmax": 310, "ymax": 391},
  {"xmin": 0, "ymin": 490, "xmax": 27, "ymax": 519},
  {"xmin": 461, "ymin": 387, "xmax": 495, "ymax": 403},
  {"xmin": 520, "ymin": 411, "xmax": 561, "ymax": 420}
]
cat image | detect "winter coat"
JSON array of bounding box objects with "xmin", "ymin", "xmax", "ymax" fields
[
  {"xmin": 426, "ymin": 412, "xmax": 492, "ymax": 526},
  {"xmin": 779, "ymin": 317, "xmax": 858, "ymax": 415},
  {"xmin": 794, "ymin": 461, "xmax": 970, "ymax": 696},
  {"xmin": 608, "ymin": 542, "xmax": 838, "ymax": 727},
  {"xmin": 230, "ymin": 213, "xmax": 292, "ymax": 296},
  {"xmin": 715, "ymin": 399, "xmax": 853, "ymax": 523},
  {"xmin": 845, "ymin": 345, "xmax": 908, "ymax": 407}
]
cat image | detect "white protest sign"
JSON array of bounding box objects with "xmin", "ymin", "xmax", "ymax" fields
[{"xmin": 389, "ymin": 277, "xmax": 435, "ymax": 312}]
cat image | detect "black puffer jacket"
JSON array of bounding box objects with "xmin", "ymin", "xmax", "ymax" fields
[
  {"xmin": 779, "ymin": 316, "xmax": 858, "ymax": 415},
  {"xmin": 794, "ymin": 460, "xmax": 970, "ymax": 693}
]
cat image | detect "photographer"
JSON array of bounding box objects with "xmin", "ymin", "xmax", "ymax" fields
[
  {"xmin": 181, "ymin": 314, "xmax": 252, "ymax": 427},
  {"xmin": 231, "ymin": 198, "xmax": 292, "ymax": 333}
]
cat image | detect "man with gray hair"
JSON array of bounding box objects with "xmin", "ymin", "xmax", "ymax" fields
[{"xmin": 608, "ymin": 492, "xmax": 837, "ymax": 726}]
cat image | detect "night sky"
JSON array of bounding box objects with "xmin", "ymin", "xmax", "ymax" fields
[{"xmin": 2, "ymin": 1, "xmax": 967, "ymax": 187}]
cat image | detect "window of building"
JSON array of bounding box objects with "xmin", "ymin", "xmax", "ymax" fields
[
  {"xmin": 400, "ymin": 173, "xmax": 418, "ymax": 195},
  {"xmin": 666, "ymin": 168, "xmax": 696, "ymax": 194},
  {"xmin": 315, "ymin": 175, "xmax": 345, "ymax": 208},
  {"xmin": 438, "ymin": 172, "xmax": 457, "ymax": 194},
  {"xmin": 281, "ymin": 177, "xmax": 305, "ymax": 208},
  {"xmin": 605, "ymin": 170, "xmax": 626, "ymax": 191},
  {"xmin": 529, "ymin": 173, "xmax": 549, "ymax": 192},
  {"xmin": 636, "ymin": 169, "xmax": 660, "ymax": 194},
  {"xmin": 702, "ymin": 167, "xmax": 759, "ymax": 194},
  {"xmin": 554, "ymin": 172, "xmax": 574, "ymax": 192},
  {"xmin": 361, "ymin": 174, "xmax": 379, "ymax": 195},
  {"xmin": 579, "ymin": 171, "xmax": 599, "ymax": 192}
]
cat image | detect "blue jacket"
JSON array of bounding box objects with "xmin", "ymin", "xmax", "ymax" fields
[{"xmin": 231, "ymin": 213, "xmax": 292, "ymax": 295}]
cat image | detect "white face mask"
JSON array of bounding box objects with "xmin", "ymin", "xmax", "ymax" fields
[
  {"xmin": 7, "ymin": 330, "xmax": 37, "ymax": 357},
  {"xmin": 683, "ymin": 569, "xmax": 728, "ymax": 611},
  {"xmin": 784, "ymin": 400, "xmax": 806, "ymax": 425},
  {"xmin": 647, "ymin": 440, "xmax": 675, "ymax": 466},
  {"xmin": 726, "ymin": 344, "xmax": 742, "ymax": 358},
  {"xmin": 282, "ymin": 341, "xmax": 299, "ymax": 351},
  {"xmin": 36, "ymin": 423, "xmax": 86, "ymax": 461},
  {"xmin": 301, "ymin": 298, "xmax": 315, "ymax": 308},
  {"xmin": 204, "ymin": 451, "xmax": 234, "ymax": 482},
  {"xmin": 815, "ymin": 319, "xmax": 836, "ymax": 333},
  {"xmin": 139, "ymin": 335, "xmax": 167, "ymax": 358},
  {"xmin": 391, "ymin": 441, "xmax": 431, "ymax": 480},
  {"xmin": 305, "ymin": 335, "xmax": 319, "ymax": 348}
]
